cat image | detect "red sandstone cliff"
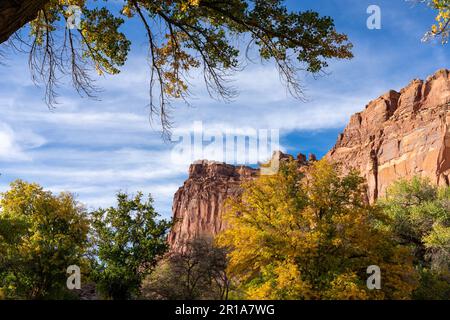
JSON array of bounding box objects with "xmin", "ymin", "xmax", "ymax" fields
[
  {"xmin": 327, "ymin": 68, "xmax": 450, "ymax": 202},
  {"xmin": 167, "ymin": 160, "xmax": 258, "ymax": 251},
  {"xmin": 168, "ymin": 69, "xmax": 450, "ymax": 251},
  {"xmin": 167, "ymin": 152, "xmax": 303, "ymax": 251}
]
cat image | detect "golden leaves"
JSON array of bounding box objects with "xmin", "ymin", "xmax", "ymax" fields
[
  {"xmin": 247, "ymin": 261, "xmax": 312, "ymax": 300},
  {"xmin": 122, "ymin": 5, "xmax": 134, "ymax": 18},
  {"xmin": 324, "ymin": 273, "xmax": 370, "ymax": 300},
  {"xmin": 180, "ymin": 0, "xmax": 201, "ymax": 12},
  {"xmin": 154, "ymin": 33, "xmax": 200, "ymax": 99},
  {"xmin": 427, "ymin": 0, "xmax": 450, "ymax": 43},
  {"xmin": 217, "ymin": 160, "xmax": 419, "ymax": 300}
]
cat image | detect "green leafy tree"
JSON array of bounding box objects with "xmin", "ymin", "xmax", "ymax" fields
[
  {"xmin": 0, "ymin": 0, "xmax": 353, "ymax": 136},
  {"xmin": 0, "ymin": 180, "xmax": 89, "ymax": 299},
  {"xmin": 380, "ymin": 177, "xmax": 450, "ymax": 300},
  {"xmin": 90, "ymin": 192, "xmax": 171, "ymax": 300},
  {"xmin": 217, "ymin": 160, "xmax": 419, "ymax": 300}
]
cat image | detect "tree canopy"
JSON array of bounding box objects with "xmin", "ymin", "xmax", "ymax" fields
[
  {"xmin": 380, "ymin": 177, "xmax": 450, "ymax": 299},
  {"xmin": 89, "ymin": 192, "xmax": 171, "ymax": 300},
  {"xmin": 0, "ymin": 172, "xmax": 448, "ymax": 300},
  {"xmin": 0, "ymin": 180, "xmax": 89, "ymax": 299},
  {"xmin": 217, "ymin": 160, "xmax": 419, "ymax": 300},
  {"xmin": 0, "ymin": 0, "xmax": 353, "ymax": 137}
]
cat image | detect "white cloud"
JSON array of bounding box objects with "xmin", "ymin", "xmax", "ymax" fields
[
  {"xmin": 0, "ymin": 122, "xmax": 45, "ymax": 161},
  {"xmin": 0, "ymin": 123, "xmax": 25, "ymax": 161}
]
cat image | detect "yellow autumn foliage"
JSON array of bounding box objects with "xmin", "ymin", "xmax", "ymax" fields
[
  {"xmin": 217, "ymin": 160, "xmax": 419, "ymax": 300},
  {"xmin": 426, "ymin": 0, "xmax": 450, "ymax": 43}
]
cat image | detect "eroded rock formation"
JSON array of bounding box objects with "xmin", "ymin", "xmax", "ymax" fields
[
  {"xmin": 168, "ymin": 69, "xmax": 450, "ymax": 250},
  {"xmin": 167, "ymin": 160, "xmax": 258, "ymax": 251},
  {"xmin": 167, "ymin": 152, "xmax": 306, "ymax": 251},
  {"xmin": 327, "ymin": 69, "xmax": 450, "ymax": 202}
]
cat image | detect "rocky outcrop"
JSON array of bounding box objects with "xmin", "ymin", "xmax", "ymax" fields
[
  {"xmin": 327, "ymin": 69, "xmax": 450, "ymax": 202},
  {"xmin": 167, "ymin": 160, "xmax": 258, "ymax": 252},
  {"xmin": 168, "ymin": 69, "xmax": 450, "ymax": 250},
  {"xmin": 167, "ymin": 152, "xmax": 310, "ymax": 252}
]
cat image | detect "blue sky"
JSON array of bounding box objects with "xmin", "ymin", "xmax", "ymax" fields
[{"xmin": 0, "ymin": 0, "xmax": 448, "ymax": 219}]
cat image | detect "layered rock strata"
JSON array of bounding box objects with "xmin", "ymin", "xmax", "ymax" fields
[{"xmin": 327, "ymin": 69, "xmax": 450, "ymax": 202}]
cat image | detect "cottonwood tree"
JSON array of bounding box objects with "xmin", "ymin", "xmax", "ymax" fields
[
  {"xmin": 0, "ymin": 0, "xmax": 353, "ymax": 137},
  {"xmin": 217, "ymin": 160, "xmax": 419, "ymax": 300}
]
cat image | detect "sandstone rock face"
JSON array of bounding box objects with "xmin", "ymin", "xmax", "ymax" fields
[
  {"xmin": 168, "ymin": 69, "xmax": 450, "ymax": 251},
  {"xmin": 327, "ymin": 69, "xmax": 450, "ymax": 202},
  {"xmin": 167, "ymin": 160, "xmax": 258, "ymax": 252},
  {"xmin": 167, "ymin": 152, "xmax": 303, "ymax": 252}
]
